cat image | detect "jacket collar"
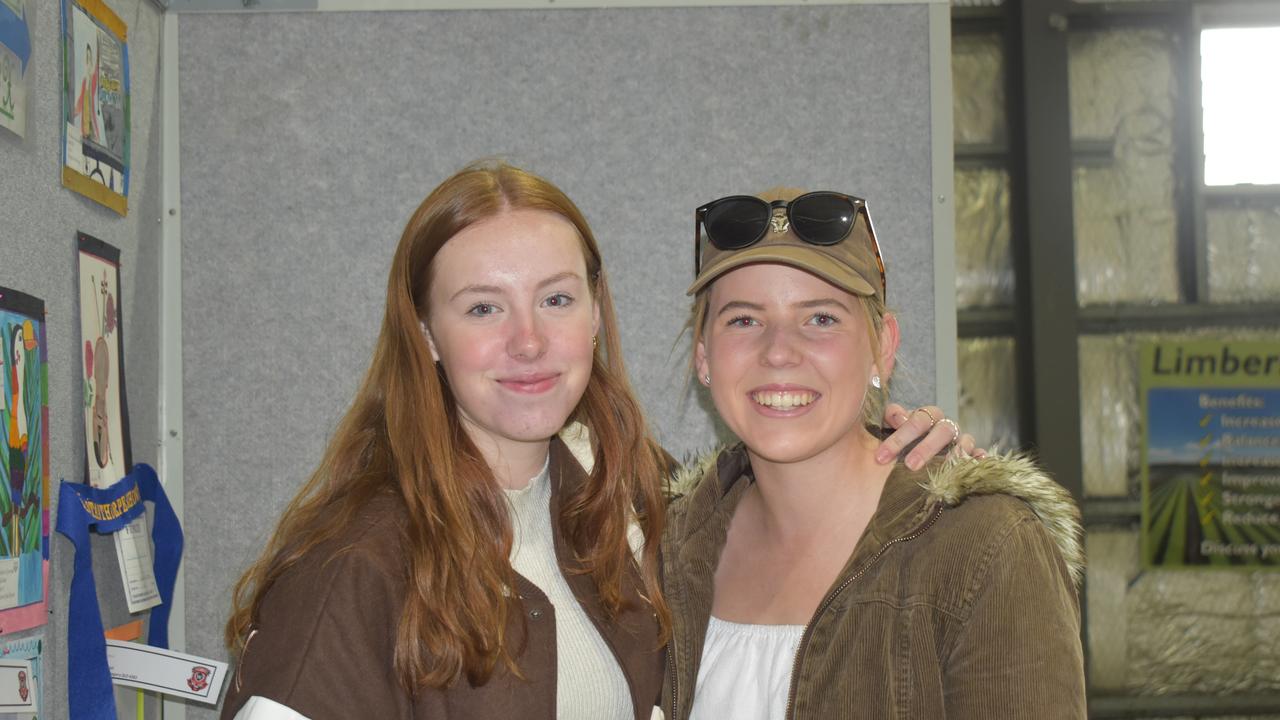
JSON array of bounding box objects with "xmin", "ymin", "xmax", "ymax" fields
[
  {"xmin": 671, "ymin": 443, "xmax": 938, "ymax": 568},
  {"xmin": 671, "ymin": 443, "xmax": 1084, "ymax": 586}
]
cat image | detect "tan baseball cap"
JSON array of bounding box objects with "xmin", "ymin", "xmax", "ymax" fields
[{"xmin": 687, "ymin": 189, "xmax": 886, "ymax": 301}]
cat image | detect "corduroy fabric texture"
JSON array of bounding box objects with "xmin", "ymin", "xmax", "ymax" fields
[{"xmin": 661, "ymin": 446, "xmax": 1087, "ymax": 720}]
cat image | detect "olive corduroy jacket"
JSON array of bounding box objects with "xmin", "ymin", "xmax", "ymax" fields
[{"xmin": 660, "ymin": 445, "xmax": 1087, "ymax": 720}]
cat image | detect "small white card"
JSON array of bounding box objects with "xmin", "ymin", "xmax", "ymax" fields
[
  {"xmin": 114, "ymin": 517, "xmax": 162, "ymax": 613},
  {"xmin": 105, "ymin": 640, "xmax": 228, "ymax": 705},
  {"xmin": 0, "ymin": 557, "xmax": 19, "ymax": 610},
  {"xmin": 0, "ymin": 659, "xmax": 35, "ymax": 710}
]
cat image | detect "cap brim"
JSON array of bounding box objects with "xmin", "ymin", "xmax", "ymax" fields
[{"xmin": 686, "ymin": 245, "xmax": 878, "ymax": 297}]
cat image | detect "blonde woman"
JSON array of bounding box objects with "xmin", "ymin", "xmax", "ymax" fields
[{"xmin": 664, "ymin": 190, "xmax": 1085, "ymax": 720}]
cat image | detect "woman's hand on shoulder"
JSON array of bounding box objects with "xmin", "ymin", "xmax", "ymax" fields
[{"xmin": 876, "ymin": 403, "xmax": 986, "ymax": 470}]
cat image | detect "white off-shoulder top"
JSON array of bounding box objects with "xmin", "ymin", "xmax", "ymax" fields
[{"xmin": 688, "ymin": 616, "xmax": 805, "ymax": 720}]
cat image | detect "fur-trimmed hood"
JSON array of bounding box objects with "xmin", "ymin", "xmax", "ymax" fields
[{"xmin": 667, "ymin": 445, "xmax": 1084, "ymax": 587}]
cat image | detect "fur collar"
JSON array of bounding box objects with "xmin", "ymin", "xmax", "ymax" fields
[{"xmin": 671, "ymin": 446, "xmax": 1084, "ymax": 587}]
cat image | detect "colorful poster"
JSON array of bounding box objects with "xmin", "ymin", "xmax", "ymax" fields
[
  {"xmin": 0, "ymin": 636, "xmax": 40, "ymax": 719},
  {"xmin": 0, "ymin": 288, "xmax": 47, "ymax": 632},
  {"xmin": 60, "ymin": 0, "xmax": 129, "ymax": 216},
  {"xmin": 1142, "ymin": 341, "xmax": 1280, "ymax": 568},
  {"xmin": 0, "ymin": 0, "xmax": 30, "ymax": 138},
  {"xmin": 78, "ymin": 234, "xmax": 160, "ymax": 612}
]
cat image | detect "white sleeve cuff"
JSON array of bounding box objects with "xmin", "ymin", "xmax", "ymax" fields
[{"xmin": 233, "ymin": 696, "xmax": 312, "ymax": 720}]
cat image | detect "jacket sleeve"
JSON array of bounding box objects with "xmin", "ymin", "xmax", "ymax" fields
[
  {"xmin": 221, "ymin": 548, "xmax": 411, "ymax": 720},
  {"xmin": 942, "ymin": 514, "xmax": 1087, "ymax": 720}
]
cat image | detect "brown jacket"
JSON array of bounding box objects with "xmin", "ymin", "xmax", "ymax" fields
[
  {"xmin": 660, "ymin": 445, "xmax": 1086, "ymax": 720},
  {"xmin": 222, "ymin": 437, "xmax": 663, "ymax": 720}
]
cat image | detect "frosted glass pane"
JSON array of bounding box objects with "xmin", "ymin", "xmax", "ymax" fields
[
  {"xmin": 1207, "ymin": 199, "xmax": 1280, "ymax": 303},
  {"xmin": 955, "ymin": 168, "xmax": 1014, "ymax": 308},
  {"xmin": 1068, "ymin": 29, "xmax": 1176, "ymax": 141},
  {"xmin": 1085, "ymin": 531, "xmax": 1138, "ymax": 690},
  {"xmin": 1088, "ymin": 525, "xmax": 1280, "ymax": 698},
  {"xmin": 1128, "ymin": 570, "xmax": 1280, "ymax": 694},
  {"xmin": 1068, "ymin": 29, "xmax": 1180, "ymax": 305},
  {"xmin": 952, "ymin": 33, "xmax": 1006, "ymax": 146},
  {"xmin": 1088, "ymin": 530, "xmax": 1280, "ymax": 697},
  {"xmin": 1080, "ymin": 335, "xmax": 1141, "ymax": 497},
  {"xmin": 957, "ymin": 337, "xmax": 1020, "ymax": 451}
]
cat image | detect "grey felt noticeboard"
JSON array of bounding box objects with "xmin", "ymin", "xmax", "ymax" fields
[{"xmin": 176, "ymin": 4, "xmax": 938, "ymax": 716}]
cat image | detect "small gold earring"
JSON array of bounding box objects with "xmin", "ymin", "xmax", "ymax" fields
[{"xmin": 592, "ymin": 335, "xmax": 599, "ymax": 350}]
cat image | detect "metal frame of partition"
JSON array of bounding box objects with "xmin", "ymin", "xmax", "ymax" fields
[{"xmin": 953, "ymin": 0, "xmax": 1280, "ymax": 716}]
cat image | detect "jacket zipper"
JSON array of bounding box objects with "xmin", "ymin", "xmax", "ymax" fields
[
  {"xmin": 782, "ymin": 505, "xmax": 943, "ymax": 720},
  {"xmin": 668, "ymin": 642, "xmax": 678, "ymax": 720}
]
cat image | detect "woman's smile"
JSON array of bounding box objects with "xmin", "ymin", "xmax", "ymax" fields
[
  {"xmin": 748, "ymin": 384, "xmax": 821, "ymax": 415},
  {"xmin": 497, "ymin": 371, "xmax": 561, "ymax": 394}
]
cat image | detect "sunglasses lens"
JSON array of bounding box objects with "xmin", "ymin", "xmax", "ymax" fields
[
  {"xmin": 704, "ymin": 198, "xmax": 770, "ymax": 250},
  {"xmin": 791, "ymin": 194, "xmax": 855, "ymax": 246}
]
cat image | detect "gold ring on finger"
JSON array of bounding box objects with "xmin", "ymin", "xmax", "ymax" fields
[
  {"xmin": 912, "ymin": 407, "xmax": 938, "ymax": 428},
  {"xmin": 938, "ymin": 417, "xmax": 960, "ymax": 444}
]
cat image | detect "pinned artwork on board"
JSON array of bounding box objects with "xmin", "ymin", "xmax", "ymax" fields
[
  {"xmin": 0, "ymin": 0, "xmax": 30, "ymax": 138},
  {"xmin": 0, "ymin": 635, "xmax": 41, "ymax": 718},
  {"xmin": 61, "ymin": 0, "xmax": 129, "ymax": 215},
  {"xmin": 78, "ymin": 236, "xmax": 130, "ymax": 489},
  {"xmin": 0, "ymin": 287, "xmax": 48, "ymax": 635},
  {"xmin": 78, "ymin": 234, "xmax": 160, "ymax": 613}
]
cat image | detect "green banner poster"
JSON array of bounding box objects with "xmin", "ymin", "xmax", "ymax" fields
[{"xmin": 1141, "ymin": 341, "xmax": 1280, "ymax": 568}]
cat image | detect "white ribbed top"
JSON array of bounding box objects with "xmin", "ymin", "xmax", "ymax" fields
[
  {"xmin": 689, "ymin": 616, "xmax": 805, "ymax": 720},
  {"xmin": 505, "ymin": 458, "xmax": 632, "ymax": 720}
]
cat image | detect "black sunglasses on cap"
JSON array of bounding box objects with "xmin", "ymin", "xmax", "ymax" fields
[{"xmin": 693, "ymin": 191, "xmax": 887, "ymax": 297}]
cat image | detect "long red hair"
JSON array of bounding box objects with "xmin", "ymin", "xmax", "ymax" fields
[{"xmin": 226, "ymin": 160, "xmax": 671, "ymax": 690}]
